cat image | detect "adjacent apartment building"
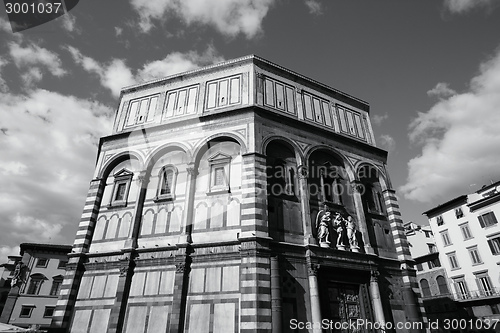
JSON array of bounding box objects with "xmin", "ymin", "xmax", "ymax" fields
[
  {"xmin": 404, "ymin": 222, "xmax": 469, "ymax": 332},
  {"xmin": 50, "ymin": 55, "xmax": 425, "ymax": 333},
  {"xmin": 423, "ymin": 181, "xmax": 500, "ymax": 325},
  {"xmin": 0, "ymin": 243, "xmax": 71, "ymax": 331}
]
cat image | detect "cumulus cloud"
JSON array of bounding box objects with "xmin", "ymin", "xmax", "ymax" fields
[
  {"xmin": 8, "ymin": 42, "xmax": 67, "ymax": 86},
  {"xmin": 443, "ymin": 0, "xmax": 496, "ymax": 13},
  {"xmin": 427, "ymin": 82, "xmax": 456, "ymax": 99},
  {"xmin": 129, "ymin": 0, "xmax": 274, "ymax": 38},
  {"xmin": 60, "ymin": 14, "xmax": 79, "ymax": 33},
  {"xmin": 305, "ymin": 0, "xmax": 323, "ymax": 15},
  {"xmin": 0, "ymin": 246, "xmax": 20, "ymax": 260},
  {"xmin": 137, "ymin": 47, "xmax": 224, "ymax": 82},
  {"xmin": 0, "ymin": 89, "xmax": 113, "ymax": 262},
  {"xmin": 400, "ymin": 49, "xmax": 500, "ymax": 202},
  {"xmin": 372, "ymin": 113, "xmax": 388, "ymax": 126},
  {"xmin": 66, "ymin": 46, "xmax": 224, "ymax": 96},
  {"xmin": 379, "ymin": 134, "xmax": 396, "ymax": 153}
]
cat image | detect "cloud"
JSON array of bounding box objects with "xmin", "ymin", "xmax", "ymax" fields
[
  {"xmin": 400, "ymin": 49, "xmax": 500, "ymax": 202},
  {"xmin": 66, "ymin": 46, "xmax": 224, "ymax": 96},
  {"xmin": 9, "ymin": 42, "xmax": 67, "ymax": 85},
  {"xmin": 305, "ymin": 0, "xmax": 323, "ymax": 15},
  {"xmin": 427, "ymin": 82, "xmax": 456, "ymax": 99},
  {"xmin": 66, "ymin": 46, "xmax": 135, "ymax": 96},
  {"xmin": 137, "ymin": 47, "xmax": 224, "ymax": 82},
  {"xmin": 0, "ymin": 246, "xmax": 20, "ymax": 260},
  {"xmin": 379, "ymin": 134, "xmax": 396, "ymax": 153},
  {"xmin": 0, "ymin": 89, "xmax": 113, "ymax": 262},
  {"xmin": 130, "ymin": 0, "xmax": 274, "ymax": 38},
  {"xmin": 115, "ymin": 27, "xmax": 123, "ymax": 36},
  {"xmin": 443, "ymin": 0, "xmax": 496, "ymax": 13},
  {"xmin": 0, "ymin": 57, "xmax": 8, "ymax": 92},
  {"xmin": 60, "ymin": 14, "xmax": 79, "ymax": 33},
  {"xmin": 372, "ymin": 113, "xmax": 388, "ymax": 126}
]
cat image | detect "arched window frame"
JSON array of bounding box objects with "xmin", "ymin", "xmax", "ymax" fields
[
  {"xmin": 26, "ymin": 273, "xmax": 47, "ymax": 295},
  {"xmin": 420, "ymin": 278, "xmax": 431, "ymax": 297},
  {"xmin": 49, "ymin": 275, "xmax": 64, "ymax": 296},
  {"xmin": 155, "ymin": 165, "xmax": 178, "ymax": 202},
  {"xmin": 436, "ymin": 275, "xmax": 449, "ymax": 295}
]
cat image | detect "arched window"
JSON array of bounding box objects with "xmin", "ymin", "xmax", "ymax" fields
[
  {"xmin": 420, "ymin": 279, "xmax": 431, "ymax": 297},
  {"xmin": 436, "ymin": 275, "xmax": 449, "ymax": 295},
  {"xmin": 50, "ymin": 275, "xmax": 64, "ymax": 296},
  {"xmin": 27, "ymin": 274, "xmax": 47, "ymax": 295},
  {"xmin": 156, "ymin": 165, "xmax": 178, "ymax": 201}
]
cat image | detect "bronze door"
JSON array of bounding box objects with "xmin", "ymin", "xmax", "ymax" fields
[{"xmin": 326, "ymin": 283, "xmax": 362, "ymax": 333}]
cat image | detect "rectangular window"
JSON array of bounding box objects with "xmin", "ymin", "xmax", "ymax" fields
[
  {"xmin": 454, "ymin": 279, "xmax": 469, "ymax": 299},
  {"xmin": 416, "ymin": 263, "xmax": 423, "ymax": 271},
  {"xmin": 437, "ymin": 215, "xmax": 444, "ymax": 226},
  {"xmin": 125, "ymin": 94, "xmax": 159, "ymax": 126},
  {"xmin": 488, "ymin": 236, "xmax": 500, "ymax": 255},
  {"xmin": 20, "ymin": 306, "xmax": 34, "ymax": 318},
  {"xmin": 115, "ymin": 183, "xmax": 126, "ymax": 201},
  {"xmin": 208, "ymin": 153, "xmax": 231, "ymax": 194},
  {"xmin": 205, "ymin": 76, "xmax": 240, "ymax": 110},
  {"xmin": 36, "ymin": 258, "xmax": 48, "ymax": 267},
  {"xmin": 441, "ymin": 230, "xmax": 452, "ymax": 246},
  {"xmin": 44, "ymin": 306, "xmax": 55, "ymax": 318},
  {"xmin": 455, "ymin": 207, "xmax": 464, "ymax": 218},
  {"xmin": 460, "ymin": 223, "xmax": 473, "ymax": 240},
  {"xmin": 58, "ymin": 260, "xmax": 67, "ymax": 269},
  {"xmin": 478, "ymin": 212, "xmax": 498, "ymax": 228},
  {"xmin": 214, "ymin": 167, "xmax": 225, "ymax": 187},
  {"xmin": 447, "ymin": 252, "xmax": 460, "ymax": 269},
  {"xmin": 468, "ymin": 246, "xmax": 482, "ymax": 265},
  {"xmin": 110, "ymin": 170, "xmax": 133, "ymax": 207},
  {"xmin": 428, "ymin": 244, "xmax": 437, "ymax": 253},
  {"xmin": 275, "ymin": 83, "xmax": 284, "ymax": 110},
  {"xmin": 475, "ymin": 273, "xmax": 493, "ymax": 296}
]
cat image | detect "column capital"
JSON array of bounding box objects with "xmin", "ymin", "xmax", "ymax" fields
[
  {"xmin": 186, "ymin": 166, "xmax": 198, "ymax": 176},
  {"xmin": 308, "ymin": 263, "xmax": 320, "ymax": 276},
  {"xmin": 137, "ymin": 170, "xmax": 149, "ymax": 183},
  {"xmin": 370, "ymin": 270, "xmax": 380, "ymax": 282}
]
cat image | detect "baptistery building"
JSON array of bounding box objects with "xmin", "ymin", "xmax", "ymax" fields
[{"xmin": 51, "ymin": 55, "xmax": 425, "ymax": 332}]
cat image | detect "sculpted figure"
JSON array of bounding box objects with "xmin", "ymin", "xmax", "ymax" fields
[
  {"xmin": 316, "ymin": 211, "xmax": 331, "ymax": 247},
  {"xmin": 11, "ymin": 261, "xmax": 25, "ymax": 287},
  {"xmin": 334, "ymin": 212, "xmax": 346, "ymax": 248},
  {"xmin": 346, "ymin": 216, "xmax": 359, "ymax": 249}
]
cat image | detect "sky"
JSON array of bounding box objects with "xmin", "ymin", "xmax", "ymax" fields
[{"xmin": 1, "ymin": 0, "xmax": 500, "ymax": 262}]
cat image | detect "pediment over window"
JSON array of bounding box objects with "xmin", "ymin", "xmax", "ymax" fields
[
  {"xmin": 113, "ymin": 168, "xmax": 133, "ymax": 179},
  {"xmin": 208, "ymin": 152, "xmax": 232, "ymax": 163}
]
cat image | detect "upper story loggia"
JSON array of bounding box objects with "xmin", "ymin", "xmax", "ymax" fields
[{"xmin": 113, "ymin": 55, "xmax": 376, "ymax": 147}]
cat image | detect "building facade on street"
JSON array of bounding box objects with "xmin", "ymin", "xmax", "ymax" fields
[
  {"xmin": 423, "ymin": 181, "xmax": 500, "ymax": 330},
  {"xmin": 404, "ymin": 222, "xmax": 470, "ymax": 332},
  {"xmin": 0, "ymin": 243, "xmax": 71, "ymax": 331},
  {"xmin": 51, "ymin": 55, "xmax": 425, "ymax": 333}
]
